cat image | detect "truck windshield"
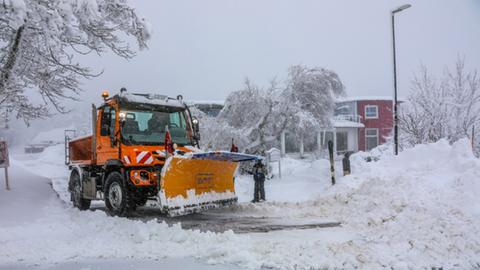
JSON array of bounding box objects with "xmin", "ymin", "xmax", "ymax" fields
[{"xmin": 120, "ymin": 109, "xmax": 191, "ymax": 146}]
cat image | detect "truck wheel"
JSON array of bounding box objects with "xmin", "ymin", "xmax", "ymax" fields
[
  {"xmin": 104, "ymin": 172, "xmax": 135, "ymax": 216},
  {"xmin": 70, "ymin": 171, "xmax": 91, "ymax": 210}
]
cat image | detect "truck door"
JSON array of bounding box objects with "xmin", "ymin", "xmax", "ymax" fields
[{"xmin": 96, "ymin": 106, "xmax": 118, "ymax": 164}]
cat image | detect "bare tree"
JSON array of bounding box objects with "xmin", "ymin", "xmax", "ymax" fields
[
  {"xmin": 0, "ymin": 0, "xmax": 150, "ymax": 124},
  {"xmin": 400, "ymin": 58, "xmax": 480, "ymax": 152}
]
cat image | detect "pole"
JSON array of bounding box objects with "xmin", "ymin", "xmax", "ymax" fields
[
  {"xmin": 392, "ymin": 13, "xmax": 399, "ymax": 156},
  {"xmin": 328, "ymin": 140, "xmax": 335, "ymax": 185},
  {"xmin": 280, "ymin": 130, "xmax": 286, "ymax": 157},
  {"xmin": 4, "ymin": 167, "xmax": 9, "ymax": 190}
]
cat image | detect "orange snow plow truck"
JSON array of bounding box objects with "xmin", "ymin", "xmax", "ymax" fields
[{"xmin": 66, "ymin": 89, "xmax": 258, "ymax": 216}]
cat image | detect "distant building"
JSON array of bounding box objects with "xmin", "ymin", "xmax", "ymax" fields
[
  {"xmin": 334, "ymin": 96, "xmax": 398, "ymax": 152},
  {"xmin": 188, "ymin": 97, "xmax": 397, "ymax": 155},
  {"xmin": 190, "ymin": 101, "xmax": 224, "ymax": 117}
]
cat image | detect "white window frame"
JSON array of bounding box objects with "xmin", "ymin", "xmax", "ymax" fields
[
  {"xmin": 364, "ymin": 105, "xmax": 379, "ymax": 119},
  {"xmin": 365, "ymin": 128, "xmax": 379, "ymax": 150}
]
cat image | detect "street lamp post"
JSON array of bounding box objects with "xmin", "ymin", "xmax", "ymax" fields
[{"xmin": 391, "ymin": 4, "xmax": 411, "ymax": 155}]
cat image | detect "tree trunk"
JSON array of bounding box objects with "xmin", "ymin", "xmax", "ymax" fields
[{"xmin": 0, "ymin": 25, "xmax": 25, "ymax": 101}]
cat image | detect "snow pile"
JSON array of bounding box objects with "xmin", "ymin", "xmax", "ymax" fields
[
  {"xmin": 314, "ymin": 138, "xmax": 480, "ymax": 268},
  {"xmin": 230, "ymin": 139, "xmax": 480, "ymax": 268}
]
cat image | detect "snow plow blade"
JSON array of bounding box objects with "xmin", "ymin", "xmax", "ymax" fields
[{"xmin": 159, "ymin": 152, "xmax": 259, "ymax": 216}]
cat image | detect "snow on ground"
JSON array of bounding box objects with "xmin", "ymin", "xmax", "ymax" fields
[{"xmin": 1, "ymin": 139, "xmax": 480, "ymax": 269}]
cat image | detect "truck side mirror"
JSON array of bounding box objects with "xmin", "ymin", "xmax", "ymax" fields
[
  {"xmin": 192, "ymin": 117, "xmax": 200, "ymax": 141},
  {"xmin": 192, "ymin": 117, "xmax": 200, "ymax": 133}
]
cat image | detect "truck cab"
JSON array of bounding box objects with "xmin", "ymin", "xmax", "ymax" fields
[{"xmin": 95, "ymin": 92, "xmax": 199, "ymax": 167}]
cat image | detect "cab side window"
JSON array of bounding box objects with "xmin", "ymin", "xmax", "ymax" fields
[
  {"xmin": 169, "ymin": 112, "xmax": 186, "ymax": 128},
  {"xmin": 100, "ymin": 107, "xmax": 116, "ymax": 136}
]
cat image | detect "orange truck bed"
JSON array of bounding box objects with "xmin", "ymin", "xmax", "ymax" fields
[{"xmin": 69, "ymin": 136, "xmax": 93, "ymax": 165}]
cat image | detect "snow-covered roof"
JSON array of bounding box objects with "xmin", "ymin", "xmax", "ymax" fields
[
  {"xmin": 187, "ymin": 100, "xmax": 225, "ymax": 106},
  {"xmin": 336, "ymin": 96, "xmax": 406, "ymax": 103},
  {"xmin": 332, "ymin": 119, "xmax": 364, "ymax": 128},
  {"xmin": 119, "ymin": 93, "xmax": 186, "ymax": 108}
]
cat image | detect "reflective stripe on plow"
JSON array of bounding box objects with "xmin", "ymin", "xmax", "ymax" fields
[
  {"xmin": 144, "ymin": 155, "xmax": 154, "ymax": 164},
  {"xmin": 136, "ymin": 151, "xmax": 148, "ymax": 163},
  {"xmin": 137, "ymin": 151, "xmax": 153, "ymax": 164}
]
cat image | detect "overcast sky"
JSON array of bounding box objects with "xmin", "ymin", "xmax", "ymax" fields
[
  {"xmin": 6, "ymin": 0, "xmax": 480, "ymax": 143},
  {"xmin": 77, "ymin": 0, "xmax": 480, "ymax": 104}
]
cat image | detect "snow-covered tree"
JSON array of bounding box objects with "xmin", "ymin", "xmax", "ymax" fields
[
  {"xmin": 205, "ymin": 65, "xmax": 345, "ymax": 155},
  {"xmin": 217, "ymin": 78, "xmax": 279, "ymax": 154},
  {"xmin": 0, "ymin": 0, "xmax": 150, "ymax": 124},
  {"xmin": 400, "ymin": 58, "xmax": 480, "ymax": 153},
  {"xmin": 280, "ymin": 65, "xmax": 345, "ymax": 145}
]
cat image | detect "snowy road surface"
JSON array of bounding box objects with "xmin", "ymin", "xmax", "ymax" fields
[
  {"xmin": 1, "ymin": 139, "xmax": 480, "ymax": 269},
  {"xmin": 0, "ymin": 161, "xmax": 243, "ymax": 270}
]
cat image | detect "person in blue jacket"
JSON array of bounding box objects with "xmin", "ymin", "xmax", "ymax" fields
[{"xmin": 252, "ymin": 159, "xmax": 266, "ymax": 203}]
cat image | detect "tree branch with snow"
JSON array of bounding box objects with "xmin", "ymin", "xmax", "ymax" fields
[{"xmin": 0, "ymin": 0, "xmax": 150, "ymax": 125}]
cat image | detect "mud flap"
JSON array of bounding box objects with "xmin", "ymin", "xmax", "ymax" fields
[{"xmin": 158, "ymin": 152, "xmax": 259, "ymax": 216}]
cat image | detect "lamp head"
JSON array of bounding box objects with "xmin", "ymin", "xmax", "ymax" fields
[{"xmin": 392, "ymin": 4, "xmax": 411, "ymax": 14}]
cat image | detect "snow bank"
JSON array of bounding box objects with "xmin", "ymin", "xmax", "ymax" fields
[
  {"xmin": 0, "ymin": 207, "xmax": 255, "ymax": 267},
  {"xmin": 301, "ymin": 139, "xmax": 480, "ymax": 268}
]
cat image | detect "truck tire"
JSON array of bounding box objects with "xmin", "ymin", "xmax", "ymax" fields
[
  {"xmin": 104, "ymin": 172, "xmax": 135, "ymax": 216},
  {"xmin": 70, "ymin": 171, "xmax": 91, "ymax": 210}
]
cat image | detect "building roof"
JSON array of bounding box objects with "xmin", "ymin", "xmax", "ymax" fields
[{"xmin": 336, "ymin": 96, "xmax": 405, "ymax": 103}]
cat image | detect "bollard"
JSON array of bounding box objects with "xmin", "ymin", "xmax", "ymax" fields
[{"xmin": 342, "ymin": 152, "xmax": 351, "ymax": 176}]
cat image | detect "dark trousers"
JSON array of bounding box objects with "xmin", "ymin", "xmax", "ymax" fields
[{"xmin": 254, "ymin": 180, "xmax": 265, "ymax": 202}]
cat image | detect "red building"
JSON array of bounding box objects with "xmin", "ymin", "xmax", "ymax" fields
[{"xmin": 335, "ymin": 97, "xmax": 395, "ymax": 151}]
